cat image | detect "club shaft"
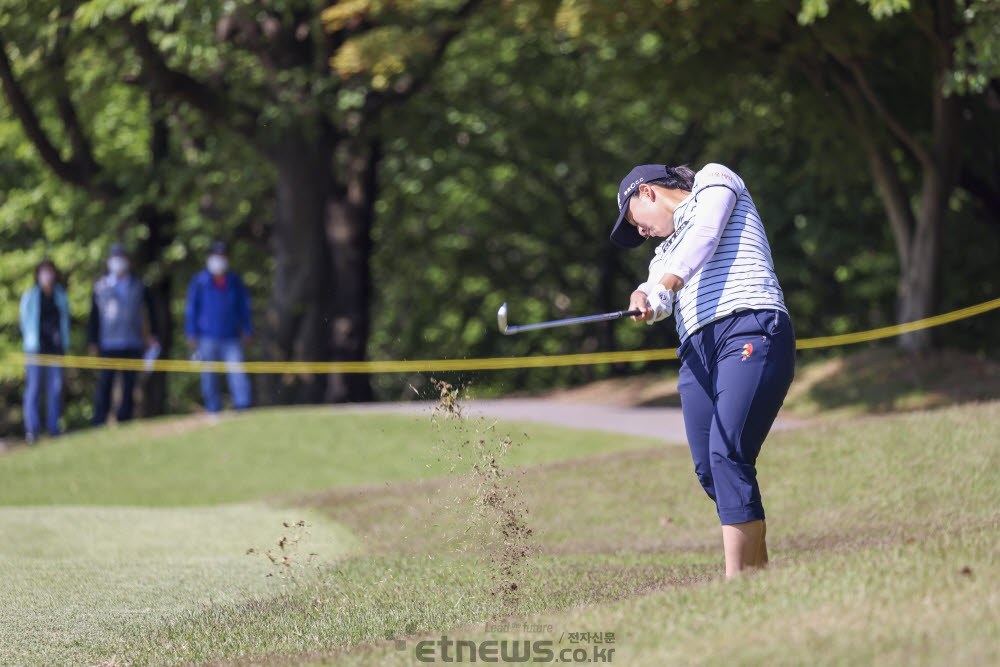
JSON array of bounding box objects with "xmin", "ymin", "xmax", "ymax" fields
[{"xmin": 504, "ymin": 309, "xmax": 642, "ymax": 334}]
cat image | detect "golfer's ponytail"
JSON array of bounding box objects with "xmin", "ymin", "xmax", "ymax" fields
[{"xmin": 648, "ymin": 165, "xmax": 695, "ymax": 191}]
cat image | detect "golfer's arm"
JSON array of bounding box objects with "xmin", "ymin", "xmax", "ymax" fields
[
  {"xmin": 634, "ymin": 270, "xmax": 684, "ymax": 298},
  {"xmin": 657, "ymin": 273, "xmax": 684, "ymax": 292},
  {"xmin": 659, "ymin": 186, "xmax": 736, "ymax": 289}
]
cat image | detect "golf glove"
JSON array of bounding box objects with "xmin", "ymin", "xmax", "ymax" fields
[{"xmin": 645, "ymin": 285, "xmax": 674, "ymax": 325}]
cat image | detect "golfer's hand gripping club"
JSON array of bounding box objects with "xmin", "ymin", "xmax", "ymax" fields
[
  {"xmin": 630, "ymin": 285, "xmax": 674, "ymax": 324},
  {"xmin": 629, "ymin": 290, "xmax": 652, "ymax": 322}
]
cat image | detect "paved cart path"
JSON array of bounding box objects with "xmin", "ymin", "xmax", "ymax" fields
[{"xmin": 337, "ymin": 399, "xmax": 805, "ymax": 444}]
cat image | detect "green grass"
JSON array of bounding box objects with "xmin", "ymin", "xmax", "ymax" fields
[
  {"xmin": 0, "ymin": 504, "xmax": 358, "ymax": 665},
  {"xmin": 0, "ymin": 407, "xmax": 664, "ymax": 506},
  {"xmin": 336, "ymin": 524, "xmax": 999, "ymax": 666},
  {"xmin": 1, "ymin": 401, "xmax": 998, "ymax": 665},
  {"xmin": 322, "ymin": 402, "xmax": 1000, "ymax": 666},
  {"xmin": 0, "ymin": 407, "xmax": 664, "ymax": 665}
]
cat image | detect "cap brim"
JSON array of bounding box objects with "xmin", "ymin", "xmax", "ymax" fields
[{"xmin": 609, "ymin": 204, "xmax": 645, "ymax": 249}]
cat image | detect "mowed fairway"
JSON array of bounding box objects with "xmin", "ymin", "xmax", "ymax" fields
[{"xmin": 1, "ymin": 402, "xmax": 999, "ymax": 665}]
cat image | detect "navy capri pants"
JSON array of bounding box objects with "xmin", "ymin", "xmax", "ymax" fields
[{"xmin": 677, "ymin": 309, "xmax": 795, "ymax": 525}]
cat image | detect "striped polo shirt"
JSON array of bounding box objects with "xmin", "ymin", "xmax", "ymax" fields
[{"xmin": 645, "ymin": 163, "xmax": 787, "ymax": 344}]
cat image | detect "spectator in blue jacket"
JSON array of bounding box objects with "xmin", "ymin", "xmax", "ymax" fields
[
  {"xmin": 88, "ymin": 244, "xmax": 160, "ymax": 425},
  {"xmin": 19, "ymin": 259, "xmax": 71, "ymax": 444},
  {"xmin": 185, "ymin": 241, "xmax": 253, "ymax": 413}
]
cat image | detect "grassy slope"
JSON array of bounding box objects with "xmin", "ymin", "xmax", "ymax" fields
[
  {"xmin": 0, "ymin": 408, "xmax": 663, "ymax": 506},
  {"xmin": 330, "ymin": 402, "xmax": 1000, "ymax": 666},
  {"xmin": 105, "ymin": 401, "xmax": 1000, "ymax": 666},
  {"xmin": 0, "ymin": 505, "xmax": 359, "ymax": 665},
  {"xmin": 341, "ymin": 526, "xmax": 999, "ymax": 667},
  {"xmin": 0, "ymin": 408, "xmax": 663, "ymax": 665},
  {"xmin": 2, "ymin": 402, "xmax": 999, "ymax": 665}
]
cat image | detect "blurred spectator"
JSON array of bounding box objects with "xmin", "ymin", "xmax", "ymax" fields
[
  {"xmin": 185, "ymin": 241, "xmax": 253, "ymax": 413},
  {"xmin": 88, "ymin": 244, "xmax": 159, "ymax": 425},
  {"xmin": 19, "ymin": 259, "xmax": 70, "ymax": 444}
]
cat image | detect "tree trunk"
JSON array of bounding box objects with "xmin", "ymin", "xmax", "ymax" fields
[
  {"xmin": 323, "ymin": 138, "xmax": 378, "ymax": 402},
  {"xmin": 897, "ymin": 38, "xmax": 961, "ymax": 351},
  {"xmin": 896, "ymin": 170, "xmax": 947, "ymax": 351},
  {"xmin": 136, "ymin": 108, "xmax": 173, "ymax": 417},
  {"xmin": 264, "ymin": 125, "xmax": 335, "ymax": 404}
]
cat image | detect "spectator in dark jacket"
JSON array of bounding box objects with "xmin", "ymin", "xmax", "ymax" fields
[
  {"xmin": 184, "ymin": 241, "xmax": 253, "ymax": 413},
  {"xmin": 19, "ymin": 259, "xmax": 71, "ymax": 444},
  {"xmin": 88, "ymin": 244, "xmax": 159, "ymax": 425}
]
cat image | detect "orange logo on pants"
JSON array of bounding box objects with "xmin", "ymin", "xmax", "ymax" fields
[{"xmin": 741, "ymin": 342, "xmax": 754, "ymax": 361}]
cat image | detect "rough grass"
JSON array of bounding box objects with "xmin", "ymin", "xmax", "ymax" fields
[
  {"xmin": 1, "ymin": 401, "xmax": 998, "ymax": 665},
  {"xmin": 289, "ymin": 402, "xmax": 1000, "ymax": 666},
  {"xmin": 333, "ymin": 522, "xmax": 999, "ymax": 666}
]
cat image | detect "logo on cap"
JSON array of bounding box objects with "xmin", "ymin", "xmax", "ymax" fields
[{"xmin": 618, "ymin": 177, "xmax": 644, "ymax": 210}]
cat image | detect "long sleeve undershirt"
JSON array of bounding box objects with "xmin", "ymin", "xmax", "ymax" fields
[{"xmin": 658, "ymin": 185, "xmax": 738, "ymax": 285}]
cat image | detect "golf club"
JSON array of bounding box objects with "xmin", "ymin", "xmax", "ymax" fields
[{"xmin": 497, "ymin": 302, "xmax": 644, "ymax": 335}]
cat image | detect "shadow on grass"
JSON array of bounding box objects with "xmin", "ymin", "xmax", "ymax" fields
[
  {"xmin": 787, "ymin": 347, "xmax": 1000, "ymax": 416},
  {"xmin": 519, "ymin": 347, "xmax": 999, "ymax": 416}
]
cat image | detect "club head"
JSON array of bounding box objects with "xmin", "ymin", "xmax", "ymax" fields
[{"xmin": 497, "ymin": 303, "xmax": 510, "ymax": 335}]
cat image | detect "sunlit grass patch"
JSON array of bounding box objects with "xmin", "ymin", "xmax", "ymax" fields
[
  {"xmin": 0, "ymin": 408, "xmax": 663, "ymax": 506},
  {"xmin": 0, "ymin": 504, "xmax": 358, "ymax": 665}
]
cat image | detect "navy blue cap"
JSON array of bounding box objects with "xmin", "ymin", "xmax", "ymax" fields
[
  {"xmin": 209, "ymin": 241, "xmax": 228, "ymax": 256},
  {"xmin": 610, "ymin": 164, "xmax": 669, "ymax": 249},
  {"xmin": 109, "ymin": 243, "xmax": 127, "ymax": 257}
]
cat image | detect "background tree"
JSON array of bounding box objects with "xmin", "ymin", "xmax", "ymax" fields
[
  {"xmin": 2, "ymin": 0, "xmax": 998, "ymax": 436},
  {"xmin": 2, "ymin": 0, "xmax": 485, "ymax": 408},
  {"xmin": 556, "ymin": 0, "xmax": 1000, "ymax": 351},
  {"xmin": 0, "ymin": 0, "xmax": 274, "ymax": 430},
  {"xmin": 793, "ymin": 0, "xmax": 1000, "ymax": 350},
  {"xmin": 367, "ymin": 0, "xmax": 911, "ymax": 398},
  {"xmin": 114, "ymin": 0, "xmax": 485, "ymax": 403}
]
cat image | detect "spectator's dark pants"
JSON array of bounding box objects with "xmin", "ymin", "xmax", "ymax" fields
[
  {"xmin": 197, "ymin": 337, "xmax": 251, "ymax": 412},
  {"xmin": 24, "ymin": 363, "xmax": 63, "ymax": 437},
  {"xmin": 93, "ymin": 348, "xmax": 143, "ymax": 425}
]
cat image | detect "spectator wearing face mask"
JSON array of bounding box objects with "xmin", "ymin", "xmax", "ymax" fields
[
  {"xmin": 19, "ymin": 259, "xmax": 71, "ymax": 444},
  {"xmin": 184, "ymin": 241, "xmax": 253, "ymax": 413},
  {"xmin": 88, "ymin": 244, "xmax": 160, "ymax": 425}
]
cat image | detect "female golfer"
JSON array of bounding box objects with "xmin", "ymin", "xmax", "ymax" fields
[{"xmin": 610, "ymin": 163, "xmax": 795, "ymax": 577}]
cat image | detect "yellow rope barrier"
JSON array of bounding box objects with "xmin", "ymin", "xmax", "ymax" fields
[
  {"xmin": 793, "ymin": 296, "xmax": 1000, "ymax": 349},
  {"xmin": 3, "ymin": 297, "xmax": 999, "ymax": 374}
]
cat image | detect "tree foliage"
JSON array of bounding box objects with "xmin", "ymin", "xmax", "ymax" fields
[{"xmin": 2, "ymin": 0, "xmax": 998, "ymax": 435}]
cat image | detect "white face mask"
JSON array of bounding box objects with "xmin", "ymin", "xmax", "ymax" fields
[
  {"xmin": 38, "ymin": 269, "xmax": 55, "ymax": 288},
  {"xmin": 108, "ymin": 257, "xmax": 129, "ymax": 275},
  {"xmin": 207, "ymin": 255, "xmax": 228, "ymax": 275}
]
